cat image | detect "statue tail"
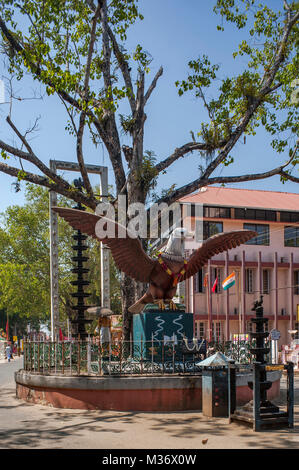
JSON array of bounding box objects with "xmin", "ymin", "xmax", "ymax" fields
[{"xmin": 128, "ymin": 293, "xmax": 153, "ymax": 314}]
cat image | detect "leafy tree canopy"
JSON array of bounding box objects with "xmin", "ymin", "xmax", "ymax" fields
[{"xmin": 0, "ymin": 183, "xmax": 121, "ymax": 335}]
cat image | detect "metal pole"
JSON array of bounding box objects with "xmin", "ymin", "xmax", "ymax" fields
[
  {"xmin": 287, "ymin": 362, "xmax": 294, "ymax": 428},
  {"xmin": 49, "ymin": 163, "xmax": 59, "ymax": 341},
  {"xmin": 49, "ymin": 160, "xmax": 110, "ymax": 338},
  {"xmin": 99, "ymin": 166, "xmax": 110, "ymax": 309}
]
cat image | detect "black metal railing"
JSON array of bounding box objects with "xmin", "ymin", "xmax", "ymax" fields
[
  {"xmin": 22, "ymin": 335, "xmax": 264, "ymax": 376},
  {"xmin": 23, "ymin": 338, "xmax": 208, "ymax": 376}
]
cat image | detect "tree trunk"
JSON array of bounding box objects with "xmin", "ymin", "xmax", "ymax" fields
[
  {"xmin": 120, "ymin": 274, "xmax": 136, "ymax": 342},
  {"xmin": 120, "ymin": 179, "xmax": 147, "ymax": 342}
]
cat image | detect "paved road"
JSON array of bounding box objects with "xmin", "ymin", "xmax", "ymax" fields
[
  {"xmin": 0, "ymin": 356, "xmax": 23, "ymax": 387},
  {"xmin": 0, "ymin": 360, "xmax": 298, "ymax": 450}
]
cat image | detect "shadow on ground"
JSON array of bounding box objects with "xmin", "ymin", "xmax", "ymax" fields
[{"xmin": 0, "ymin": 375, "xmax": 298, "ymax": 449}]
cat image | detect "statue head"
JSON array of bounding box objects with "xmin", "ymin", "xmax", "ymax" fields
[{"xmin": 162, "ymin": 227, "xmax": 194, "ymax": 261}]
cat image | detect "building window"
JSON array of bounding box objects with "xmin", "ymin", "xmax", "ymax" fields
[
  {"xmin": 195, "ymin": 321, "xmax": 205, "ymax": 339},
  {"xmin": 284, "ymin": 226, "xmax": 299, "ymax": 247},
  {"xmin": 244, "ymin": 223, "xmax": 270, "ymax": 246},
  {"xmin": 245, "ymin": 269, "xmax": 254, "ymax": 293},
  {"xmin": 294, "ymin": 271, "xmax": 299, "ymax": 296},
  {"xmin": 212, "ymin": 322, "xmax": 222, "ymax": 342},
  {"xmin": 203, "ymin": 206, "xmax": 231, "ymax": 218},
  {"xmin": 195, "ymin": 269, "xmax": 204, "ymax": 293},
  {"xmin": 235, "ymin": 208, "xmax": 276, "ymax": 221},
  {"xmin": 203, "ymin": 221, "xmax": 223, "ymax": 240},
  {"xmin": 280, "ymin": 212, "xmax": 299, "ymax": 223},
  {"xmin": 247, "ymin": 321, "xmax": 255, "ymax": 333},
  {"xmin": 245, "ymin": 269, "xmax": 253, "ymax": 293},
  {"xmin": 263, "ymin": 269, "xmax": 270, "ymax": 294}
]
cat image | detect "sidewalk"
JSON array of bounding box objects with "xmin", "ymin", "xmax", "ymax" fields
[
  {"xmin": 0, "ymin": 355, "xmax": 22, "ymax": 364},
  {"xmin": 0, "ymin": 366, "xmax": 298, "ymax": 449}
]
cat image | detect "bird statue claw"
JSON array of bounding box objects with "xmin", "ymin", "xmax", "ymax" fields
[
  {"xmin": 168, "ymin": 300, "xmax": 177, "ymax": 311},
  {"xmin": 158, "ymin": 300, "xmax": 166, "ymax": 310}
]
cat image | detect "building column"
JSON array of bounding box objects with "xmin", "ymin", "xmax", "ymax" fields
[
  {"xmin": 242, "ymin": 250, "xmax": 246, "ymax": 334},
  {"xmin": 225, "ymin": 251, "xmax": 230, "ymax": 341},
  {"xmin": 258, "ymin": 251, "xmax": 262, "ymax": 296},
  {"xmin": 289, "ymin": 253, "xmax": 294, "ymax": 339},
  {"xmin": 208, "ymin": 260, "xmax": 212, "ymax": 342},
  {"xmin": 185, "ymin": 275, "xmax": 189, "ymax": 312},
  {"xmin": 274, "ymin": 252, "xmax": 278, "ymax": 330},
  {"xmin": 189, "ymin": 276, "xmax": 196, "ymax": 336}
]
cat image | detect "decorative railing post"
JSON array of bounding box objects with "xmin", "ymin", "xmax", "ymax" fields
[
  {"xmin": 77, "ymin": 338, "xmax": 81, "ymax": 375},
  {"xmin": 108, "ymin": 341, "xmax": 111, "ymax": 376},
  {"xmin": 286, "ymin": 361, "xmax": 294, "ymax": 428},
  {"xmin": 140, "ymin": 336, "xmax": 143, "ymax": 374},
  {"xmin": 97, "ymin": 342, "xmax": 101, "ymax": 376},
  {"xmin": 172, "ymin": 339, "xmax": 175, "ymax": 374},
  {"xmin": 38, "ymin": 342, "xmax": 40, "ymax": 373},
  {"xmin": 62, "ymin": 341, "xmax": 65, "ymax": 375},
  {"xmin": 70, "ymin": 341, "xmax": 72, "ymax": 376},
  {"xmin": 23, "ymin": 339, "xmax": 26, "ymax": 370},
  {"xmin": 30, "ymin": 342, "xmax": 33, "ymax": 371}
]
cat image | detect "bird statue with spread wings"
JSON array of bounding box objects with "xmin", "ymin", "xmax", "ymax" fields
[{"xmin": 53, "ymin": 207, "xmax": 256, "ymax": 314}]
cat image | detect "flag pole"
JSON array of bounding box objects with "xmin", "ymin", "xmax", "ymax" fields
[
  {"xmin": 217, "ymin": 289, "xmax": 220, "ymax": 343},
  {"xmin": 6, "ymin": 310, "xmax": 9, "ymax": 341},
  {"xmin": 205, "ymin": 270, "xmax": 212, "ymax": 344},
  {"xmin": 236, "ymin": 270, "xmax": 242, "ymax": 336}
]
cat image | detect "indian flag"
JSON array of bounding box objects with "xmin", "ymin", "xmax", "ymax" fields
[{"xmin": 222, "ymin": 272, "xmax": 236, "ymax": 291}]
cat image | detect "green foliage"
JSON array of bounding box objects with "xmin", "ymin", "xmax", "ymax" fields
[
  {"xmin": 0, "ymin": 184, "xmax": 121, "ymax": 333},
  {"xmin": 176, "ymin": 0, "xmax": 299, "ymax": 166},
  {"xmin": 0, "ymin": 0, "xmax": 144, "ymax": 121},
  {"xmin": 135, "ymin": 150, "xmax": 159, "ymax": 194}
]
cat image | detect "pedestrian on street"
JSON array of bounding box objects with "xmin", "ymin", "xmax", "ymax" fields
[{"xmin": 5, "ymin": 343, "xmax": 12, "ymax": 362}]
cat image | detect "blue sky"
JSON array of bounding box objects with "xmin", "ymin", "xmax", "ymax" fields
[{"xmin": 0, "ymin": 0, "xmax": 297, "ymax": 213}]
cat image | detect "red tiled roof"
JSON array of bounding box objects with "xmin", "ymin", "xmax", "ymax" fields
[{"xmin": 179, "ymin": 186, "xmax": 299, "ymax": 211}]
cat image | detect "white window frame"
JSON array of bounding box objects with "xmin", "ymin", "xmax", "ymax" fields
[
  {"xmin": 263, "ymin": 269, "xmax": 270, "ymax": 295},
  {"xmin": 245, "ymin": 268, "xmax": 254, "ymax": 294}
]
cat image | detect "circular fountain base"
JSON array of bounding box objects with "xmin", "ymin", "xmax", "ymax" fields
[{"xmin": 15, "ymin": 369, "xmax": 281, "ymax": 411}]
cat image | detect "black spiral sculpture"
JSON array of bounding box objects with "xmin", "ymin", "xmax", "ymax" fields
[
  {"xmin": 70, "ymin": 178, "xmax": 92, "ymax": 339},
  {"xmin": 248, "ymin": 296, "xmax": 279, "ymax": 413}
]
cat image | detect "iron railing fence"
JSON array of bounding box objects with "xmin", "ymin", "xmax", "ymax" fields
[
  {"xmin": 211, "ymin": 338, "xmax": 271, "ymax": 364},
  {"xmin": 23, "ymin": 338, "xmax": 208, "ymax": 376},
  {"xmin": 22, "ymin": 337, "xmax": 265, "ymax": 376}
]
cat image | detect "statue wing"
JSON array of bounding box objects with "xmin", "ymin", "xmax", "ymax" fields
[
  {"xmin": 52, "ymin": 207, "xmax": 158, "ymax": 283},
  {"xmin": 183, "ymin": 230, "xmax": 257, "ymax": 281}
]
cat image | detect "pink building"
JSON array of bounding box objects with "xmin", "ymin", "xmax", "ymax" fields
[{"xmin": 180, "ymin": 186, "xmax": 299, "ymax": 347}]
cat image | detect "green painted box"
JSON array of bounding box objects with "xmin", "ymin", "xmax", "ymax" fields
[{"xmin": 132, "ymin": 305, "xmax": 194, "ymax": 360}]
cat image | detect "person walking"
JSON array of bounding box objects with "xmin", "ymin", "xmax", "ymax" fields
[{"xmin": 5, "ymin": 343, "xmax": 12, "ymax": 362}]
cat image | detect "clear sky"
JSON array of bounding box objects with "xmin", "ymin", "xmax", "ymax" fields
[{"xmin": 0, "ymin": 0, "xmax": 297, "ymax": 214}]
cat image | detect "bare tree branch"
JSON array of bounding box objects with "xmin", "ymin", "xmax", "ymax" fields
[
  {"xmin": 200, "ymin": 10, "xmax": 299, "ymax": 183},
  {"xmin": 0, "ymin": 160, "xmax": 97, "ymax": 208},
  {"xmin": 97, "ymin": 0, "xmax": 126, "ymax": 191},
  {"xmin": 108, "ymin": 25, "xmax": 136, "ymax": 113},
  {"xmin": 156, "ymin": 146, "xmax": 298, "ymax": 206},
  {"xmin": 280, "ymin": 171, "xmax": 299, "ymax": 184},
  {"xmin": 144, "ymin": 66, "xmax": 163, "ymax": 104},
  {"xmin": 4, "ymin": 116, "xmax": 76, "ymax": 193},
  {"xmin": 76, "ymin": 2, "xmax": 102, "ymax": 198},
  {"xmin": 260, "ymin": 10, "xmax": 299, "ymax": 91},
  {"xmin": 155, "ymin": 140, "xmax": 228, "ymax": 174},
  {"xmin": 0, "ymin": 10, "xmax": 126, "ymax": 193}
]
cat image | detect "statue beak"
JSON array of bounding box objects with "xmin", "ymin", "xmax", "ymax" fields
[{"xmin": 184, "ymin": 231, "xmax": 195, "ymax": 240}]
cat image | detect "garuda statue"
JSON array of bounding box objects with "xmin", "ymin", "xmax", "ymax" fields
[{"xmin": 53, "ymin": 207, "xmax": 256, "ymax": 314}]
